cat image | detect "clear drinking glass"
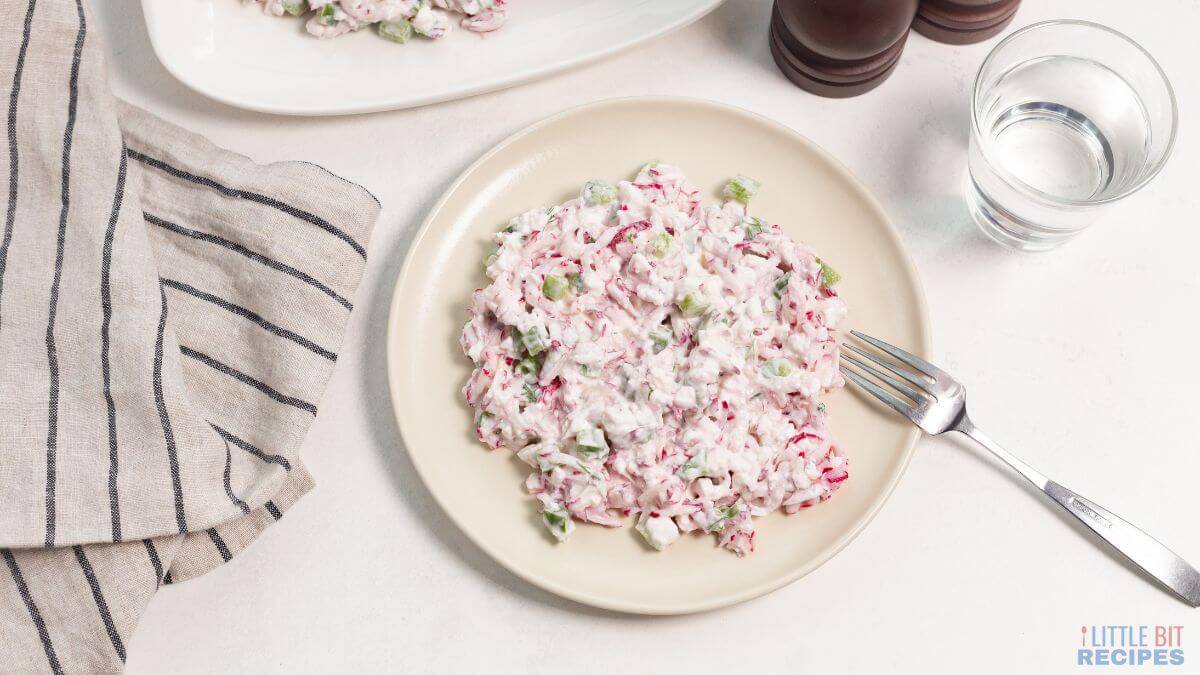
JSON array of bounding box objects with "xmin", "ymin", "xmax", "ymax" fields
[{"xmin": 967, "ymin": 20, "xmax": 1177, "ymax": 251}]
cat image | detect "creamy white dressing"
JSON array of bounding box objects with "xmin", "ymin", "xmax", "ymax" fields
[{"xmin": 461, "ymin": 165, "xmax": 848, "ymax": 555}]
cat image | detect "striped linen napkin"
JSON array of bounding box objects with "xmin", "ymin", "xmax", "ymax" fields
[{"xmin": 0, "ymin": 0, "xmax": 379, "ymax": 671}]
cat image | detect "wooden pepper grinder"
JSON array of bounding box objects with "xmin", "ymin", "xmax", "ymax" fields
[
  {"xmin": 770, "ymin": 0, "xmax": 920, "ymax": 98},
  {"xmin": 912, "ymin": 0, "xmax": 1022, "ymax": 44}
]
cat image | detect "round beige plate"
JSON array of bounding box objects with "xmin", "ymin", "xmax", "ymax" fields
[{"xmin": 387, "ymin": 97, "xmax": 930, "ymax": 615}]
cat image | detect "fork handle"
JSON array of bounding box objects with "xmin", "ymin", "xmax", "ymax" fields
[{"xmin": 957, "ymin": 419, "xmax": 1200, "ymax": 607}]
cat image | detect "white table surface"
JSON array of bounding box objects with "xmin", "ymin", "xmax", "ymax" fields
[{"xmin": 99, "ymin": 1, "xmax": 1200, "ymax": 672}]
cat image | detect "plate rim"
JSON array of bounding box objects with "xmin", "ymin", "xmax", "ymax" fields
[
  {"xmin": 386, "ymin": 96, "xmax": 931, "ymax": 614},
  {"xmin": 139, "ymin": 0, "xmax": 727, "ymax": 116}
]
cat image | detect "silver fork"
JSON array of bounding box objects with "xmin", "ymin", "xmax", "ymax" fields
[{"xmin": 840, "ymin": 330, "xmax": 1200, "ymax": 607}]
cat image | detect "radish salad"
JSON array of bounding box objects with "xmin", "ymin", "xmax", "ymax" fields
[
  {"xmin": 460, "ymin": 164, "xmax": 848, "ymax": 556},
  {"xmin": 250, "ymin": 0, "xmax": 506, "ymax": 41}
]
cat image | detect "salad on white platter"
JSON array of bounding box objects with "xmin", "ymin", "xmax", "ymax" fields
[{"xmin": 249, "ymin": 0, "xmax": 506, "ymax": 42}]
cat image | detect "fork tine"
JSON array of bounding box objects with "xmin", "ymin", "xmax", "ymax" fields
[
  {"xmin": 843, "ymin": 343, "xmax": 932, "ymax": 393},
  {"xmin": 840, "ymin": 365, "xmax": 917, "ymax": 422},
  {"xmin": 850, "ymin": 330, "xmax": 947, "ymax": 379},
  {"xmin": 840, "ymin": 350, "xmax": 928, "ymax": 403}
]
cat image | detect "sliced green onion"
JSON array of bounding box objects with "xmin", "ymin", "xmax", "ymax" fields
[
  {"xmin": 542, "ymin": 275, "xmax": 569, "ymax": 301},
  {"xmin": 575, "ymin": 428, "xmax": 609, "ymax": 459},
  {"xmin": 522, "ymin": 325, "xmax": 550, "ymax": 356},
  {"xmin": 378, "ymin": 18, "xmax": 414, "ymax": 43},
  {"xmin": 772, "ymin": 273, "xmax": 790, "ymax": 300},
  {"xmin": 522, "ymin": 382, "xmax": 540, "ymax": 403},
  {"xmin": 648, "ymin": 327, "xmax": 671, "ymax": 354},
  {"xmin": 282, "ymin": 1, "xmax": 308, "ymax": 16},
  {"xmin": 510, "ymin": 326, "xmax": 525, "ymax": 353},
  {"xmin": 516, "ymin": 355, "xmax": 541, "ymax": 379},
  {"xmin": 542, "ymin": 505, "xmax": 573, "ymax": 542},
  {"xmin": 580, "ymin": 179, "xmax": 617, "ymax": 206},
  {"xmin": 567, "ymin": 273, "xmax": 584, "ymax": 293},
  {"xmin": 677, "ymin": 293, "xmax": 707, "ymax": 318},
  {"xmin": 705, "ymin": 503, "xmax": 742, "ymax": 532},
  {"xmin": 648, "ymin": 232, "xmax": 672, "ymax": 258},
  {"xmin": 635, "ymin": 514, "xmax": 679, "ymax": 550},
  {"xmin": 318, "ymin": 4, "xmax": 338, "ymax": 25},
  {"xmin": 816, "ymin": 257, "xmax": 841, "ymax": 287},
  {"xmin": 763, "ymin": 358, "xmax": 792, "ymax": 378},
  {"xmin": 744, "ymin": 217, "xmax": 766, "ymax": 239},
  {"xmin": 722, "ymin": 175, "xmax": 760, "ymax": 204}
]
